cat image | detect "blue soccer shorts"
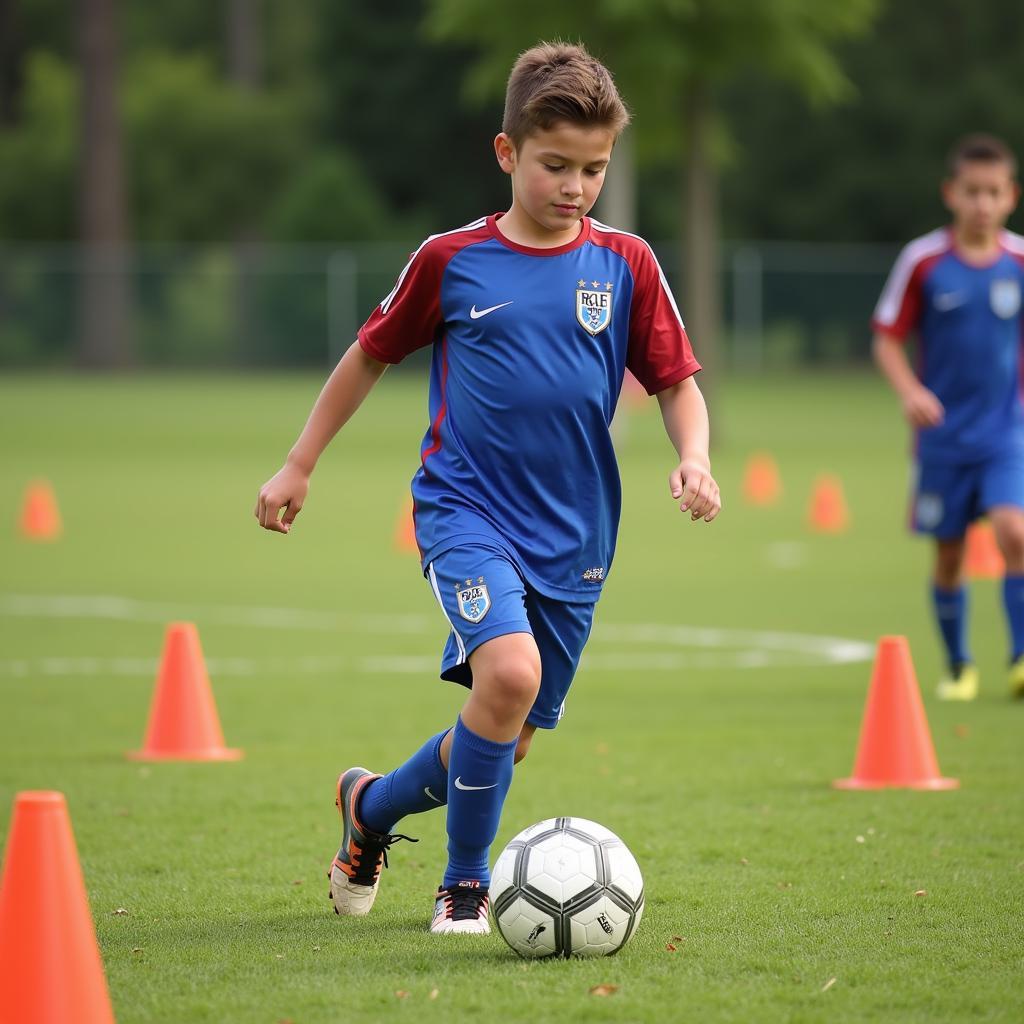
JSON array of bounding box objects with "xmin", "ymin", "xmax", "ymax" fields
[
  {"xmin": 911, "ymin": 448, "xmax": 1024, "ymax": 539},
  {"xmin": 425, "ymin": 543, "xmax": 596, "ymax": 730}
]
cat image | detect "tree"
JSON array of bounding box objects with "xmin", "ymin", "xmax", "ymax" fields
[
  {"xmin": 424, "ymin": 0, "xmax": 878, "ymax": 389},
  {"xmin": 226, "ymin": 0, "xmax": 262, "ymax": 363},
  {"xmin": 76, "ymin": 0, "xmax": 132, "ymax": 367},
  {"xmin": 315, "ymin": 0, "xmax": 507, "ymax": 230},
  {"xmin": 722, "ymin": 0, "xmax": 1024, "ymax": 243}
]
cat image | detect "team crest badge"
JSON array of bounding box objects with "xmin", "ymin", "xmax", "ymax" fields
[
  {"xmin": 576, "ymin": 280, "xmax": 613, "ymax": 335},
  {"xmin": 915, "ymin": 493, "xmax": 944, "ymax": 531},
  {"xmin": 990, "ymin": 278, "xmax": 1021, "ymax": 319},
  {"xmin": 455, "ymin": 577, "xmax": 491, "ymax": 623}
]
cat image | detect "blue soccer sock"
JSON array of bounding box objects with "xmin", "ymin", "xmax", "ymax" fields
[
  {"xmin": 358, "ymin": 729, "xmax": 450, "ymax": 835},
  {"xmin": 443, "ymin": 716, "xmax": 517, "ymax": 889},
  {"xmin": 932, "ymin": 583, "xmax": 970, "ymax": 670},
  {"xmin": 1001, "ymin": 574, "xmax": 1024, "ymax": 660}
]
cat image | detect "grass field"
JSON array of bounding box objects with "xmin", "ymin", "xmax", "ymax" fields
[{"xmin": 2, "ymin": 370, "xmax": 1022, "ymax": 1023}]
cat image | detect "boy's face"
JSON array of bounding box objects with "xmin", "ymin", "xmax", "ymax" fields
[
  {"xmin": 494, "ymin": 121, "xmax": 615, "ymax": 243},
  {"xmin": 942, "ymin": 159, "xmax": 1020, "ymax": 240}
]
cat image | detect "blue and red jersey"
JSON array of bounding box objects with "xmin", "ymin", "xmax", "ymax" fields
[
  {"xmin": 872, "ymin": 227, "xmax": 1024, "ymax": 463},
  {"xmin": 358, "ymin": 213, "xmax": 701, "ymax": 601}
]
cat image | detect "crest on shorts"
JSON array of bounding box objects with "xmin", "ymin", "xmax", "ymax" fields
[
  {"xmin": 455, "ymin": 577, "xmax": 490, "ymax": 623},
  {"xmin": 915, "ymin": 493, "xmax": 944, "ymax": 531},
  {"xmin": 576, "ymin": 280, "xmax": 613, "ymax": 336},
  {"xmin": 990, "ymin": 278, "xmax": 1021, "ymax": 319}
]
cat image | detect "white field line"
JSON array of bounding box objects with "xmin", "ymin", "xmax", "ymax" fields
[
  {"xmin": 0, "ymin": 592, "xmax": 874, "ymax": 678},
  {"xmin": 0, "ymin": 593, "xmax": 429, "ymax": 634}
]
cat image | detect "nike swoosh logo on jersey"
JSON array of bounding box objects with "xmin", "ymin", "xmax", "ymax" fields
[
  {"xmin": 469, "ymin": 301, "xmax": 513, "ymax": 319},
  {"xmin": 424, "ymin": 786, "xmax": 443, "ymax": 803},
  {"xmin": 934, "ymin": 291, "xmax": 967, "ymax": 311},
  {"xmin": 453, "ymin": 777, "xmax": 498, "ymax": 791}
]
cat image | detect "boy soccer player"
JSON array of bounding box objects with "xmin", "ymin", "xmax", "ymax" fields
[
  {"xmin": 255, "ymin": 42, "xmax": 720, "ymax": 933},
  {"xmin": 872, "ymin": 133, "xmax": 1024, "ymax": 701}
]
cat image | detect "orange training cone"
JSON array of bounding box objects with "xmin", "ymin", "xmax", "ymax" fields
[
  {"xmin": 127, "ymin": 622, "xmax": 242, "ymax": 761},
  {"xmin": 393, "ymin": 499, "xmax": 419, "ymax": 555},
  {"xmin": 19, "ymin": 480, "xmax": 62, "ymax": 541},
  {"xmin": 965, "ymin": 520, "xmax": 1004, "ymax": 579},
  {"xmin": 742, "ymin": 453, "xmax": 781, "ymax": 506},
  {"xmin": 0, "ymin": 791, "xmax": 116, "ymax": 1023},
  {"xmin": 834, "ymin": 636, "xmax": 958, "ymax": 790},
  {"xmin": 807, "ymin": 474, "xmax": 849, "ymax": 533}
]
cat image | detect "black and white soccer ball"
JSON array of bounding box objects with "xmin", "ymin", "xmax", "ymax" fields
[{"xmin": 490, "ymin": 817, "xmax": 644, "ymax": 958}]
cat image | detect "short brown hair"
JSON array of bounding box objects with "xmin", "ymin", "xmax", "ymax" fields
[
  {"xmin": 947, "ymin": 133, "xmax": 1018, "ymax": 178},
  {"xmin": 502, "ymin": 41, "xmax": 630, "ymax": 147}
]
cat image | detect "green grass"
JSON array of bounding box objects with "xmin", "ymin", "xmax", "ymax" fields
[{"xmin": 1, "ymin": 370, "xmax": 1022, "ymax": 1023}]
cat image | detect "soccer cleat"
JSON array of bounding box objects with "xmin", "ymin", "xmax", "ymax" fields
[
  {"xmin": 936, "ymin": 662, "xmax": 979, "ymax": 701},
  {"xmin": 429, "ymin": 882, "xmax": 491, "ymax": 934},
  {"xmin": 327, "ymin": 767, "xmax": 416, "ymax": 916},
  {"xmin": 1009, "ymin": 656, "xmax": 1024, "ymax": 699}
]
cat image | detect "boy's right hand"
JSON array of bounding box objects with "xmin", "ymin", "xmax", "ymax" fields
[
  {"xmin": 254, "ymin": 463, "xmax": 310, "ymax": 534},
  {"xmin": 901, "ymin": 385, "xmax": 945, "ymax": 428}
]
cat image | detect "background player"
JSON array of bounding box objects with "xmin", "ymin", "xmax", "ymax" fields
[
  {"xmin": 255, "ymin": 41, "xmax": 720, "ymax": 933},
  {"xmin": 872, "ymin": 133, "xmax": 1024, "ymax": 700}
]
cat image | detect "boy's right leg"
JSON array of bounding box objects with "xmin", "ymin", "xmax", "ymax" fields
[
  {"xmin": 914, "ymin": 458, "xmax": 977, "ymax": 700},
  {"xmin": 328, "ymin": 727, "xmax": 451, "ymax": 916},
  {"xmin": 328, "ymin": 767, "xmax": 420, "ymax": 916},
  {"xmin": 328, "ymin": 728, "xmax": 451, "ymax": 913},
  {"xmin": 932, "ymin": 536, "xmax": 977, "ymax": 701}
]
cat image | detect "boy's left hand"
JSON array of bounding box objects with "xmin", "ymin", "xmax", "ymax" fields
[{"xmin": 670, "ymin": 459, "xmax": 721, "ymax": 522}]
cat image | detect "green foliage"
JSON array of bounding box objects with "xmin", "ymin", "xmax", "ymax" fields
[
  {"xmin": 424, "ymin": 0, "xmax": 879, "ymax": 160},
  {"xmin": 0, "ymin": 52, "xmax": 76, "ymax": 238},
  {"xmin": 315, "ymin": 0, "xmax": 506, "ymax": 228},
  {"xmin": 722, "ymin": 0, "xmax": 1024, "ymax": 242},
  {"xmin": 0, "ymin": 50, "xmax": 303, "ymax": 242},
  {"xmin": 123, "ymin": 53, "xmax": 299, "ymax": 241},
  {"xmin": 269, "ymin": 150, "xmax": 409, "ymax": 243}
]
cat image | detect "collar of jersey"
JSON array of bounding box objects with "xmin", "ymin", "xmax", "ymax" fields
[
  {"xmin": 949, "ymin": 226, "xmax": 1015, "ymax": 270},
  {"xmin": 487, "ymin": 212, "xmax": 592, "ymax": 256}
]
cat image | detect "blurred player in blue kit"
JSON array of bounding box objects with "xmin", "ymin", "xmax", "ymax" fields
[
  {"xmin": 256, "ymin": 42, "xmax": 720, "ymax": 933},
  {"xmin": 873, "ymin": 134, "xmax": 1024, "ymax": 701}
]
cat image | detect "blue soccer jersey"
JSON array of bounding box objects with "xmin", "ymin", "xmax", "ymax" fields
[
  {"xmin": 873, "ymin": 227, "xmax": 1024, "ymax": 462},
  {"xmin": 358, "ymin": 213, "xmax": 701, "ymax": 601}
]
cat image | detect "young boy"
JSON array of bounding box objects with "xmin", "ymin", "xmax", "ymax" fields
[
  {"xmin": 872, "ymin": 133, "xmax": 1024, "ymax": 701},
  {"xmin": 255, "ymin": 42, "xmax": 720, "ymax": 933}
]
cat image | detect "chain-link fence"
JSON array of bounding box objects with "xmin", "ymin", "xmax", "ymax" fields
[{"xmin": 0, "ymin": 240, "xmax": 898, "ymax": 369}]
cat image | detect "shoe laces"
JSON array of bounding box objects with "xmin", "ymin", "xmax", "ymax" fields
[
  {"xmin": 350, "ymin": 831, "xmax": 416, "ymax": 886},
  {"xmin": 440, "ymin": 885, "xmax": 489, "ymax": 922}
]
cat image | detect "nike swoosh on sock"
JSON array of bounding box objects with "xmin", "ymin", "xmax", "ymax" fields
[{"xmin": 454, "ymin": 777, "xmax": 498, "ymax": 791}]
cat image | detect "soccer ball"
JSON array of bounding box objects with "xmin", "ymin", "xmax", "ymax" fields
[{"xmin": 490, "ymin": 817, "xmax": 644, "ymax": 958}]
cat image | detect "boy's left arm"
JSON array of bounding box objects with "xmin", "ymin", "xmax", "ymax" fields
[{"xmin": 656, "ymin": 376, "xmax": 721, "ymax": 522}]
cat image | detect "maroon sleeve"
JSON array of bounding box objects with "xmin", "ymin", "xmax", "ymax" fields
[
  {"xmin": 625, "ymin": 243, "xmax": 701, "ymax": 395},
  {"xmin": 357, "ymin": 239, "xmax": 445, "ymax": 364},
  {"xmin": 869, "ymin": 231, "xmax": 957, "ymax": 342},
  {"xmin": 871, "ymin": 246, "xmax": 942, "ymax": 342}
]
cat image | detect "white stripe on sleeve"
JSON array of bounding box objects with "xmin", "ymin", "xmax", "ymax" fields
[{"xmin": 873, "ymin": 228, "xmax": 948, "ymax": 328}]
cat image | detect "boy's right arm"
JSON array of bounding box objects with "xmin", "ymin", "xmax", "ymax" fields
[
  {"xmin": 871, "ymin": 332, "xmax": 944, "ymax": 428},
  {"xmin": 255, "ymin": 340, "xmax": 388, "ymax": 534}
]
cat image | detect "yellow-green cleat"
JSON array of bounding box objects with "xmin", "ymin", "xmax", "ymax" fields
[
  {"xmin": 936, "ymin": 662, "xmax": 979, "ymax": 701},
  {"xmin": 1009, "ymin": 656, "xmax": 1024, "ymax": 699}
]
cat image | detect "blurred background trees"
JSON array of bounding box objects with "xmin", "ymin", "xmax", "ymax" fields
[{"xmin": 1, "ymin": 0, "xmax": 1022, "ymax": 366}]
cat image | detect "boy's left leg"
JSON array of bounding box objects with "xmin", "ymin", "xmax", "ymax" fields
[
  {"xmin": 328, "ymin": 728, "xmax": 453, "ymax": 915},
  {"xmin": 914, "ymin": 456, "xmax": 977, "ymax": 699}
]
